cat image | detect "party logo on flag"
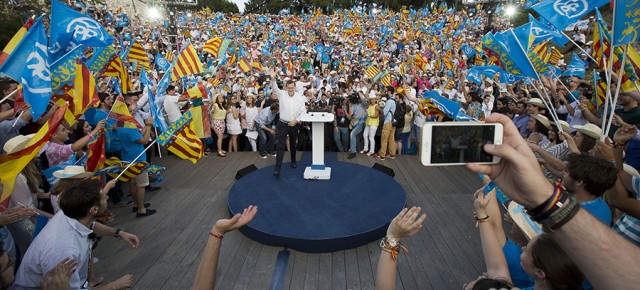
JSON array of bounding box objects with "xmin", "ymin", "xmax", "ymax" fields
[{"xmin": 553, "ymin": 0, "xmax": 589, "ymax": 19}]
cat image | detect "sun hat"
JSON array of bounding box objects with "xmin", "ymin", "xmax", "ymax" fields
[
  {"xmin": 3, "ymin": 134, "xmax": 35, "ymax": 154},
  {"xmin": 53, "ymin": 165, "xmax": 93, "ymax": 179},
  {"xmin": 550, "ymin": 120, "xmax": 571, "ymax": 133},
  {"xmin": 526, "ymin": 98, "xmax": 545, "ymax": 108},
  {"xmin": 573, "ymin": 123, "xmax": 602, "ymax": 140},
  {"xmin": 530, "ymin": 114, "xmax": 550, "ymax": 129}
]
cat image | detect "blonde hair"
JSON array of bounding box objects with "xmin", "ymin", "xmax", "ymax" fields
[{"xmin": 22, "ymin": 161, "xmax": 42, "ymax": 194}]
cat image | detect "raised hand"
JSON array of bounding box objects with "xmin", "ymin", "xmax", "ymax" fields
[
  {"xmin": 386, "ymin": 207, "xmax": 427, "ymax": 240},
  {"xmin": 212, "ymin": 205, "xmax": 258, "ymax": 235}
]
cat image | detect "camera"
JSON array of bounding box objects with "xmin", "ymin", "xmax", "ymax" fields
[{"xmin": 348, "ymin": 93, "xmax": 360, "ymax": 103}]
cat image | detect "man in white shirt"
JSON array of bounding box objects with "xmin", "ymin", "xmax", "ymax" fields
[
  {"xmin": 163, "ymin": 85, "xmax": 187, "ymax": 124},
  {"xmin": 14, "ymin": 179, "xmax": 139, "ymax": 290},
  {"xmin": 269, "ymin": 68, "xmax": 307, "ymax": 177}
]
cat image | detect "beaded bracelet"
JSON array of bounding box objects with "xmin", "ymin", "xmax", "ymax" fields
[
  {"xmin": 380, "ymin": 240, "xmax": 408, "ymax": 261},
  {"xmin": 209, "ymin": 232, "xmax": 224, "ymax": 239}
]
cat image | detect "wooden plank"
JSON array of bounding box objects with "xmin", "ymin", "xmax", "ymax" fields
[
  {"xmin": 303, "ymin": 252, "xmax": 320, "ymax": 290},
  {"xmin": 330, "ymin": 251, "xmax": 346, "ymax": 290},
  {"xmin": 246, "ymin": 245, "xmax": 280, "ymax": 289},
  {"xmin": 288, "ymin": 251, "xmax": 307, "ymax": 290},
  {"xmin": 317, "ymin": 253, "xmax": 332, "ymax": 290},
  {"xmin": 343, "ymin": 249, "xmax": 360, "ymax": 290}
]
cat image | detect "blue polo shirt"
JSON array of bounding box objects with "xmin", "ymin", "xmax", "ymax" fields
[{"xmin": 117, "ymin": 128, "xmax": 145, "ymax": 162}]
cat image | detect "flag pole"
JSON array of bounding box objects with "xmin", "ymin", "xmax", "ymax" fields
[
  {"xmin": 560, "ymin": 31, "xmax": 598, "ymax": 64},
  {"xmin": 115, "ymin": 139, "xmax": 157, "ymax": 181},
  {"xmin": 602, "ymin": 3, "xmax": 618, "ymax": 140},
  {"xmin": 603, "ymin": 44, "xmax": 629, "ymax": 139},
  {"xmin": 154, "ymin": 127, "xmax": 163, "ymax": 159},
  {"xmin": 0, "ymin": 88, "xmax": 19, "ymax": 104},
  {"xmin": 12, "ymin": 111, "xmax": 25, "ymax": 127}
]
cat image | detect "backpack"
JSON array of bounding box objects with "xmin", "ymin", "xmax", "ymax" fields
[{"xmin": 392, "ymin": 98, "xmax": 406, "ymax": 127}]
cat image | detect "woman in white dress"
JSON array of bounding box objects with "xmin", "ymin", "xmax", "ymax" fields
[
  {"xmin": 242, "ymin": 94, "xmax": 260, "ymax": 152},
  {"xmin": 226, "ymin": 95, "xmax": 242, "ymax": 153}
]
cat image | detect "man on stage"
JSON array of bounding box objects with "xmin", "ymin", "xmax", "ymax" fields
[{"xmin": 269, "ymin": 68, "xmax": 307, "ymax": 177}]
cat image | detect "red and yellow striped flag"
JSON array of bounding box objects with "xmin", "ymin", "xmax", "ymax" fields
[
  {"xmin": 0, "ymin": 104, "xmax": 68, "ymax": 210},
  {"xmin": 157, "ymin": 111, "xmax": 203, "ymax": 164},
  {"xmin": 203, "ymin": 37, "xmax": 223, "ymax": 57},
  {"xmin": 380, "ymin": 74, "xmax": 391, "ymax": 87},
  {"xmin": 238, "ymin": 57, "xmax": 251, "ymax": 73},
  {"xmin": 86, "ymin": 132, "xmax": 106, "ymax": 172},
  {"xmin": 127, "ymin": 41, "xmax": 149, "ymax": 65},
  {"xmin": 108, "ymin": 95, "xmax": 142, "ymax": 129},
  {"xmin": 415, "ymin": 53, "xmax": 428, "ymax": 72},
  {"xmin": 0, "ymin": 16, "xmax": 34, "ymax": 67},
  {"xmin": 104, "ymin": 55, "xmax": 132, "ymax": 93},
  {"xmin": 51, "ymin": 61, "xmax": 100, "ymax": 126},
  {"xmin": 365, "ymin": 65, "xmax": 381, "ymax": 79},
  {"xmin": 252, "ymin": 60, "xmax": 264, "ymax": 72},
  {"xmin": 104, "ymin": 157, "xmax": 149, "ymax": 182},
  {"xmin": 165, "ymin": 50, "xmax": 175, "ymax": 62},
  {"xmin": 171, "ymin": 44, "xmax": 204, "ymax": 81}
]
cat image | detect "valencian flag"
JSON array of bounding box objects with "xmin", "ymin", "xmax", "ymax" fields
[
  {"xmin": 51, "ymin": 61, "xmax": 99, "ymax": 126},
  {"xmin": 103, "ymin": 54, "xmax": 132, "ymax": 93},
  {"xmin": 86, "ymin": 132, "xmax": 106, "ymax": 172},
  {"xmin": 164, "ymin": 50, "xmax": 175, "ymax": 62},
  {"xmin": 365, "ymin": 65, "xmax": 381, "ymax": 80},
  {"xmin": 415, "ymin": 53, "xmax": 428, "ymax": 72},
  {"xmin": 108, "ymin": 95, "xmax": 142, "ymax": 129},
  {"xmin": 203, "ymin": 37, "xmax": 223, "ymax": 57},
  {"xmin": 592, "ymin": 73, "xmax": 607, "ymax": 109},
  {"xmin": 0, "ymin": 16, "xmax": 51, "ymax": 120},
  {"xmin": 171, "ymin": 43, "xmax": 204, "ymax": 81},
  {"xmin": 0, "ymin": 16, "xmax": 34, "ymax": 67},
  {"xmin": 102, "ymin": 157, "xmax": 155, "ymax": 182},
  {"xmin": 86, "ymin": 46, "xmax": 115, "ymax": 73},
  {"xmin": 594, "ymin": 9, "xmax": 640, "ymax": 91},
  {"xmin": 50, "ymin": 46, "xmax": 86, "ymax": 94},
  {"xmin": 0, "ymin": 104, "xmax": 68, "ymax": 210},
  {"xmin": 185, "ymin": 86, "xmax": 209, "ymax": 139},
  {"xmin": 532, "ymin": 0, "xmax": 609, "ymax": 31},
  {"xmin": 157, "ymin": 111, "xmax": 204, "ymax": 164},
  {"xmin": 613, "ymin": 0, "xmax": 640, "ymax": 45}
]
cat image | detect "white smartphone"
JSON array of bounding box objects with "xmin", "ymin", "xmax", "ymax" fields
[{"xmin": 420, "ymin": 122, "xmax": 503, "ymax": 166}]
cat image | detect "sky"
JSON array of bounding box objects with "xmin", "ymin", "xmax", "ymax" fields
[{"xmin": 230, "ymin": 0, "xmax": 248, "ymax": 13}]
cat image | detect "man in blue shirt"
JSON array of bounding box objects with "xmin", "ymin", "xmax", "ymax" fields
[
  {"xmin": 118, "ymin": 116, "xmax": 157, "ymax": 217},
  {"xmin": 512, "ymin": 101, "xmax": 530, "ymax": 138},
  {"xmin": 255, "ymin": 103, "xmax": 279, "ymax": 159}
]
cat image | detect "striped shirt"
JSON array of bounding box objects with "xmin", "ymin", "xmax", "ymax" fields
[{"xmin": 613, "ymin": 176, "xmax": 640, "ymax": 246}]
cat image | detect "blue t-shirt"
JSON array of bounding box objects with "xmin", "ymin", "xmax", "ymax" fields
[
  {"xmin": 503, "ymin": 239, "xmax": 534, "ymax": 289},
  {"xmin": 582, "ymin": 197, "xmax": 612, "ymax": 226},
  {"xmin": 117, "ymin": 128, "xmax": 145, "ymax": 162}
]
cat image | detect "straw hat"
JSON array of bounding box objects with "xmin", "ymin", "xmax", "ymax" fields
[
  {"xmin": 573, "ymin": 123, "xmax": 602, "ymax": 139},
  {"xmin": 508, "ymin": 201, "xmax": 542, "ymax": 240},
  {"xmin": 526, "ymin": 98, "xmax": 545, "ymax": 108},
  {"xmin": 3, "ymin": 134, "xmax": 35, "ymax": 154},
  {"xmin": 53, "ymin": 165, "xmax": 93, "ymax": 179},
  {"xmin": 531, "ymin": 114, "xmax": 550, "ymax": 129},
  {"xmin": 623, "ymin": 163, "xmax": 640, "ymax": 178},
  {"xmin": 550, "ymin": 120, "xmax": 571, "ymax": 133}
]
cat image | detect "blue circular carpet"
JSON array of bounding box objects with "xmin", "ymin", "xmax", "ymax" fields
[{"xmin": 228, "ymin": 154, "xmax": 406, "ymax": 253}]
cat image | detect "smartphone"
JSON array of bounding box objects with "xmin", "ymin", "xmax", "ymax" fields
[{"xmin": 420, "ymin": 122, "xmax": 503, "ymax": 166}]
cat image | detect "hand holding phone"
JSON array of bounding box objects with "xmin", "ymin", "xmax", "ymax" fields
[{"xmin": 420, "ymin": 122, "xmax": 503, "ymax": 166}]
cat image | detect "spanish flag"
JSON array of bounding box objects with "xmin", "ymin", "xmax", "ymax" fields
[
  {"xmin": 0, "ymin": 104, "xmax": 68, "ymax": 210},
  {"xmin": 108, "ymin": 95, "xmax": 142, "ymax": 129},
  {"xmin": 0, "ymin": 16, "xmax": 34, "ymax": 67},
  {"xmin": 238, "ymin": 57, "xmax": 251, "ymax": 73}
]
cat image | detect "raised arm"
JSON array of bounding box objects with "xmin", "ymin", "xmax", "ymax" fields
[{"xmin": 71, "ymin": 120, "xmax": 105, "ymax": 152}]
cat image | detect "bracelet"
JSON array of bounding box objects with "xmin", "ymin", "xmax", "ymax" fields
[
  {"xmin": 538, "ymin": 196, "xmax": 580, "ymax": 233},
  {"xmin": 209, "ymin": 232, "xmax": 224, "ymax": 239},
  {"xmin": 379, "ymin": 239, "xmax": 408, "ymax": 261},
  {"xmin": 474, "ymin": 215, "xmax": 489, "ymax": 227},
  {"xmin": 526, "ymin": 182, "xmax": 564, "ymax": 220},
  {"xmin": 87, "ymin": 133, "xmax": 94, "ymax": 140},
  {"xmin": 613, "ymin": 142, "xmax": 627, "ymax": 149},
  {"xmin": 113, "ymin": 228, "xmax": 123, "ymax": 238}
]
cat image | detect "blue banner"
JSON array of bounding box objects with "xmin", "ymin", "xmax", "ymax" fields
[
  {"xmin": 155, "ymin": 52, "xmax": 171, "ymax": 71},
  {"xmin": 528, "ymin": 14, "xmax": 570, "ymax": 46},
  {"xmin": 561, "ymin": 53, "xmax": 588, "ymax": 78},
  {"xmin": 50, "ymin": 45, "xmax": 86, "ymax": 93},
  {"xmin": 461, "ymin": 45, "xmax": 476, "ymax": 57},
  {"xmin": 86, "ymin": 46, "xmax": 114, "ymax": 73},
  {"xmin": 532, "ymin": 0, "xmax": 610, "ymax": 31}
]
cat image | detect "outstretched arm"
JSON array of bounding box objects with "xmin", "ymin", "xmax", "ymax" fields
[{"xmin": 193, "ymin": 205, "xmax": 258, "ymax": 290}]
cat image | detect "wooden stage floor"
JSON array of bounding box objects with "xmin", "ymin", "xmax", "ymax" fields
[{"xmin": 94, "ymin": 151, "xmax": 485, "ymax": 289}]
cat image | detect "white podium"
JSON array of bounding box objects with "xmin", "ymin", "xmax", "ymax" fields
[{"xmin": 299, "ymin": 112, "xmax": 334, "ymax": 180}]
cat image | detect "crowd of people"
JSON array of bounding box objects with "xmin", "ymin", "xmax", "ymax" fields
[{"xmin": 0, "ymin": 0, "xmax": 640, "ymax": 289}]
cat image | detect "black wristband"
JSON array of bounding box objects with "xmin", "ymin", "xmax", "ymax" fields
[
  {"xmin": 539, "ymin": 197, "xmax": 580, "ymax": 233},
  {"xmin": 114, "ymin": 228, "xmax": 123, "ymax": 238}
]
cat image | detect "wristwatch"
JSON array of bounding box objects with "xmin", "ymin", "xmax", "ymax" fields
[
  {"xmin": 381, "ymin": 236, "xmax": 399, "ymax": 248},
  {"xmin": 114, "ymin": 228, "xmax": 123, "ymax": 238}
]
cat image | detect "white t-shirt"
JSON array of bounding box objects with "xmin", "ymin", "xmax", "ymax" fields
[{"xmin": 163, "ymin": 95, "xmax": 182, "ymax": 124}]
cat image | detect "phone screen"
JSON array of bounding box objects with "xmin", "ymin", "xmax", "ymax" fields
[{"xmin": 430, "ymin": 125, "xmax": 496, "ymax": 164}]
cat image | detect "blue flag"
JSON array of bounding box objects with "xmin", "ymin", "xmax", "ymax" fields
[
  {"xmin": 155, "ymin": 53, "xmax": 171, "ymax": 71},
  {"xmin": 50, "ymin": 45, "xmax": 86, "ymax": 93},
  {"xmin": 466, "ymin": 68, "xmax": 483, "ymax": 85},
  {"xmin": 145, "ymin": 85, "xmax": 168, "ymax": 132},
  {"xmin": 423, "ymin": 91, "xmax": 466, "ymax": 120},
  {"xmin": 532, "ymin": 0, "xmax": 609, "ymax": 31},
  {"xmin": 111, "ymin": 78, "xmax": 122, "ymax": 95},
  {"xmin": 461, "ymin": 45, "xmax": 476, "ymax": 57},
  {"xmin": 140, "ymin": 67, "xmax": 153, "ymax": 86},
  {"xmin": 524, "ymin": 0, "xmax": 541, "ymax": 9},
  {"xmin": 0, "ymin": 17, "xmax": 51, "ymax": 120},
  {"xmin": 86, "ymin": 46, "xmax": 114, "ymax": 73},
  {"xmin": 561, "ymin": 53, "xmax": 588, "ymax": 78},
  {"xmin": 493, "ymin": 30, "xmax": 540, "ymax": 80},
  {"xmin": 49, "ymin": 0, "xmax": 114, "ymax": 60},
  {"xmin": 528, "ymin": 14, "xmax": 570, "ymax": 46},
  {"xmin": 613, "ymin": 1, "xmax": 640, "ymax": 45}
]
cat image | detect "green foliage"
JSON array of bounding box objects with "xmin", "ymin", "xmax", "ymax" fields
[
  {"xmin": 0, "ymin": 0, "xmax": 48, "ymax": 49},
  {"xmin": 197, "ymin": 0, "xmax": 240, "ymax": 13}
]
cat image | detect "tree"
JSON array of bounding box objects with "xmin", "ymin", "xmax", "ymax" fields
[{"xmin": 0, "ymin": 0, "xmax": 48, "ymax": 49}]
